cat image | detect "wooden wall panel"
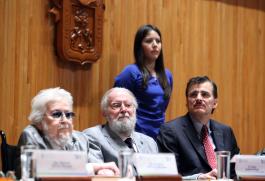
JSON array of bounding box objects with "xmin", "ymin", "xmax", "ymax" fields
[{"xmin": 0, "ymin": 0, "xmax": 264, "ymax": 163}]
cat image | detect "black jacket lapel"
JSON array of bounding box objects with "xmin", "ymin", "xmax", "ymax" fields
[
  {"xmin": 210, "ymin": 120, "xmax": 224, "ymax": 151},
  {"xmin": 183, "ymin": 115, "xmax": 208, "ymax": 165}
]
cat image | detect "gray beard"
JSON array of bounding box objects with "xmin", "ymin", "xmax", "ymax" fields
[
  {"xmin": 46, "ymin": 133, "xmax": 72, "ymax": 149},
  {"xmin": 42, "ymin": 122, "xmax": 73, "ymax": 149},
  {"xmin": 108, "ymin": 115, "xmax": 136, "ymax": 137}
]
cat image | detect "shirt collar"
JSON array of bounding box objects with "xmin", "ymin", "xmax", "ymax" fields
[{"xmin": 189, "ymin": 114, "xmax": 211, "ymax": 135}]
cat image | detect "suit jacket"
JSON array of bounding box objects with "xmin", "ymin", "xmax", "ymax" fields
[
  {"xmin": 83, "ymin": 123, "xmax": 158, "ymax": 166},
  {"xmin": 16, "ymin": 125, "xmax": 91, "ymax": 178},
  {"xmin": 157, "ymin": 113, "xmax": 240, "ymax": 178},
  {"xmin": 17, "ymin": 125, "xmax": 90, "ymax": 151}
]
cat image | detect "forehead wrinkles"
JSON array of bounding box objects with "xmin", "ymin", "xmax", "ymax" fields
[
  {"xmin": 46, "ymin": 101, "xmax": 72, "ymax": 112},
  {"xmin": 109, "ymin": 92, "xmax": 132, "ymax": 103}
]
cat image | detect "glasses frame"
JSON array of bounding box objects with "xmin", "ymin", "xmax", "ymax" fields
[
  {"xmin": 45, "ymin": 111, "xmax": 75, "ymax": 120},
  {"xmin": 109, "ymin": 102, "xmax": 134, "ymax": 111}
]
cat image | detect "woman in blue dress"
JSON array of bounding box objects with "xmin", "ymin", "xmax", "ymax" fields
[{"xmin": 114, "ymin": 24, "xmax": 173, "ymax": 139}]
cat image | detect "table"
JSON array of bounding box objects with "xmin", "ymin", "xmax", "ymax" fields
[{"xmin": 37, "ymin": 175, "xmax": 182, "ymax": 181}]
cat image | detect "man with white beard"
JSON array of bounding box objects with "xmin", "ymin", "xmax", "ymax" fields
[
  {"xmin": 83, "ymin": 87, "xmax": 158, "ymax": 167},
  {"xmin": 16, "ymin": 87, "xmax": 119, "ymax": 178}
]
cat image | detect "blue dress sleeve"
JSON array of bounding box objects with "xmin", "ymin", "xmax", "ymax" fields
[{"xmin": 114, "ymin": 64, "xmax": 140, "ymax": 92}]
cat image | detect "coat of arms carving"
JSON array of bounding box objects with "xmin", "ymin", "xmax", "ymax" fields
[{"xmin": 49, "ymin": 0, "xmax": 105, "ymax": 64}]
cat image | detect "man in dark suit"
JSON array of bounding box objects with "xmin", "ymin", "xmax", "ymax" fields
[
  {"xmin": 157, "ymin": 76, "xmax": 240, "ymax": 179},
  {"xmin": 83, "ymin": 87, "xmax": 158, "ymax": 168}
]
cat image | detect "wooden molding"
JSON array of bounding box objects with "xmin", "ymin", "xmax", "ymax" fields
[{"xmin": 49, "ymin": 0, "xmax": 105, "ymax": 64}]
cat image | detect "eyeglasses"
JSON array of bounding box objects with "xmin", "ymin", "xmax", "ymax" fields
[
  {"xmin": 110, "ymin": 102, "xmax": 134, "ymax": 110},
  {"xmin": 47, "ymin": 111, "xmax": 75, "ymax": 120}
]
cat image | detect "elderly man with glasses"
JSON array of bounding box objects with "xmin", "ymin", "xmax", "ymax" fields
[
  {"xmin": 83, "ymin": 87, "xmax": 158, "ymax": 168},
  {"xmin": 16, "ymin": 87, "xmax": 119, "ymax": 178}
]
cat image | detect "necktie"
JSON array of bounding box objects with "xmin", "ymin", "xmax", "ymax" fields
[
  {"xmin": 201, "ymin": 125, "xmax": 217, "ymax": 169},
  {"xmin": 124, "ymin": 137, "xmax": 133, "ymax": 149}
]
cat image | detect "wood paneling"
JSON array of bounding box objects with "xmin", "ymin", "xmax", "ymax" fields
[{"xmin": 0, "ymin": 0, "xmax": 264, "ymax": 159}]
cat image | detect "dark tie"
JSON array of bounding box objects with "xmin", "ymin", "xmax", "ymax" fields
[
  {"xmin": 124, "ymin": 137, "xmax": 133, "ymax": 149},
  {"xmin": 201, "ymin": 125, "xmax": 217, "ymax": 169}
]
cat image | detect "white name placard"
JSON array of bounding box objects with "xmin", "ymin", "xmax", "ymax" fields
[
  {"xmin": 234, "ymin": 155, "xmax": 265, "ymax": 176},
  {"xmin": 33, "ymin": 150, "xmax": 89, "ymax": 177},
  {"xmin": 133, "ymin": 153, "xmax": 178, "ymax": 176}
]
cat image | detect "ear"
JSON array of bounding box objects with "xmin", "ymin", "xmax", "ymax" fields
[
  {"xmin": 185, "ymin": 98, "xmax": 189, "ymax": 109},
  {"xmin": 102, "ymin": 110, "xmax": 107, "ymax": 117},
  {"xmin": 36, "ymin": 120, "xmax": 44, "ymax": 131},
  {"xmin": 213, "ymin": 98, "xmax": 218, "ymax": 108}
]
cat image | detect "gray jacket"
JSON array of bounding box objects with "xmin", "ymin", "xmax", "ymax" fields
[
  {"xmin": 16, "ymin": 125, "xmax": 92, "ymax": 178},
  {"xmin": 83, "ymin": 123, "xmax": 158, "ymax": 166},
  {"xmin": 17, "ymin": 125, "xmax": 90, "ymax": 152}
]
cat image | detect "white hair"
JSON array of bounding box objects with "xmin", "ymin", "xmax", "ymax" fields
[
  {"xmin": 28, "ymin": 87, "xmax": 73, "ymax": 125},
  {"xmin": 100, "ymin": 87, "xmax": 138, "ymax": 113}
]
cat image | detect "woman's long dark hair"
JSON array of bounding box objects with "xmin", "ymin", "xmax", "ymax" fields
[{"xmin": 133, "ymin": 24, "xmax": 171, "ymax": 99}]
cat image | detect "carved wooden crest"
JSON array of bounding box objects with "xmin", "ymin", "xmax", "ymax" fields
[{"xmin": 49, "ymin": 0, "xmax": 105, "ymax": 64}]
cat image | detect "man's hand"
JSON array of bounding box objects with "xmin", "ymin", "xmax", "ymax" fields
[
  {"xmin": 92, "ymin": 162, "xmax": 120, "ymax": 176},
  {"xmin": 198, "ymin": 169, "xmax": 217, "ymax": 180}
]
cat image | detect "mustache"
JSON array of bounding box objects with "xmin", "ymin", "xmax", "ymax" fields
[
  {"xmin": 58, "ymin": 124, "xmax": 71, "ymax": 129},
  {"xmin": 194, "ymin": 100, "xmax": 205, "ymax": 106},
  {"xmin": 117, "ymin": 116, "xmax": 131, "ymax": 121}
]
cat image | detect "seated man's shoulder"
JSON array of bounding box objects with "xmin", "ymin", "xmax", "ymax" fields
[
  {"xmin": 161, "ymin": 115, "xmax": 187, "ymax": 129},
  {"xmin": 211, "ymin": 119, "xmax": 233, "ymax": 130},
  {"xmin": 134, "ymin": 132, "xmax": 158, "ymax": 152},
  {"xmin": 83, "ymin": 125, "xmax": 105, "ymax": 143},
  {"xmin": 71, "ymin": 130, "xmax": 90, "ymax": 144},
  {"xmin": 83, "ymin": 125, "xmax": 102, "ymax": 135},
  {"xmin": 135, "ymin": 132, "xmax": 153, "ymax": 140},
  {"xmin": 18, "ymin": 124, "xmax": 44, "ymax": 147},
  {"xmin": 20, "ymin": 124, "xmax": 41, "ymax": 140},
  {"xmin": 134, "ymin": 132, "xmax": 157, "ymax": 146},
  {"xmin": 22, "ymin": 124, "xmax": 37, "ymax": 133},
  {"xmin": 72, "ymin": 130, "xmax": 88, "ymax": 138}
]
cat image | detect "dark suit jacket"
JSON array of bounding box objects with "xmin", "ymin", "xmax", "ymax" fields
[{"xmin": 157, "ymin": 113, "xmax": 240, "ymax": 178}]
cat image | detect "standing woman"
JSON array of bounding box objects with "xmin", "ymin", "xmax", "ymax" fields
[{"xmin": 114, "ymin": 24, "xmax": 173, "ymax": 139}]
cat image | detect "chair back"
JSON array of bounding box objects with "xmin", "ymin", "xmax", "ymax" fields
[
  {"xmin": 0, "ymin": 130, "xmax": 18, "ymax": 173},
  {"xmin": 256, "ymin": 148, "xmax": 265, "ymax": 156}
]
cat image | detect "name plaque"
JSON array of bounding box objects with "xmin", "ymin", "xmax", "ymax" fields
[
  {"xmin": 234, "ymin": 155, "xmax": 265, "ymax": 176},
  {"xmin": 133, "ymin": 153, "xmax": 178, "ymax": 176},
  {"xmin": 33, "ymin": 150, "xmax": 88, "ymax": 177}
]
